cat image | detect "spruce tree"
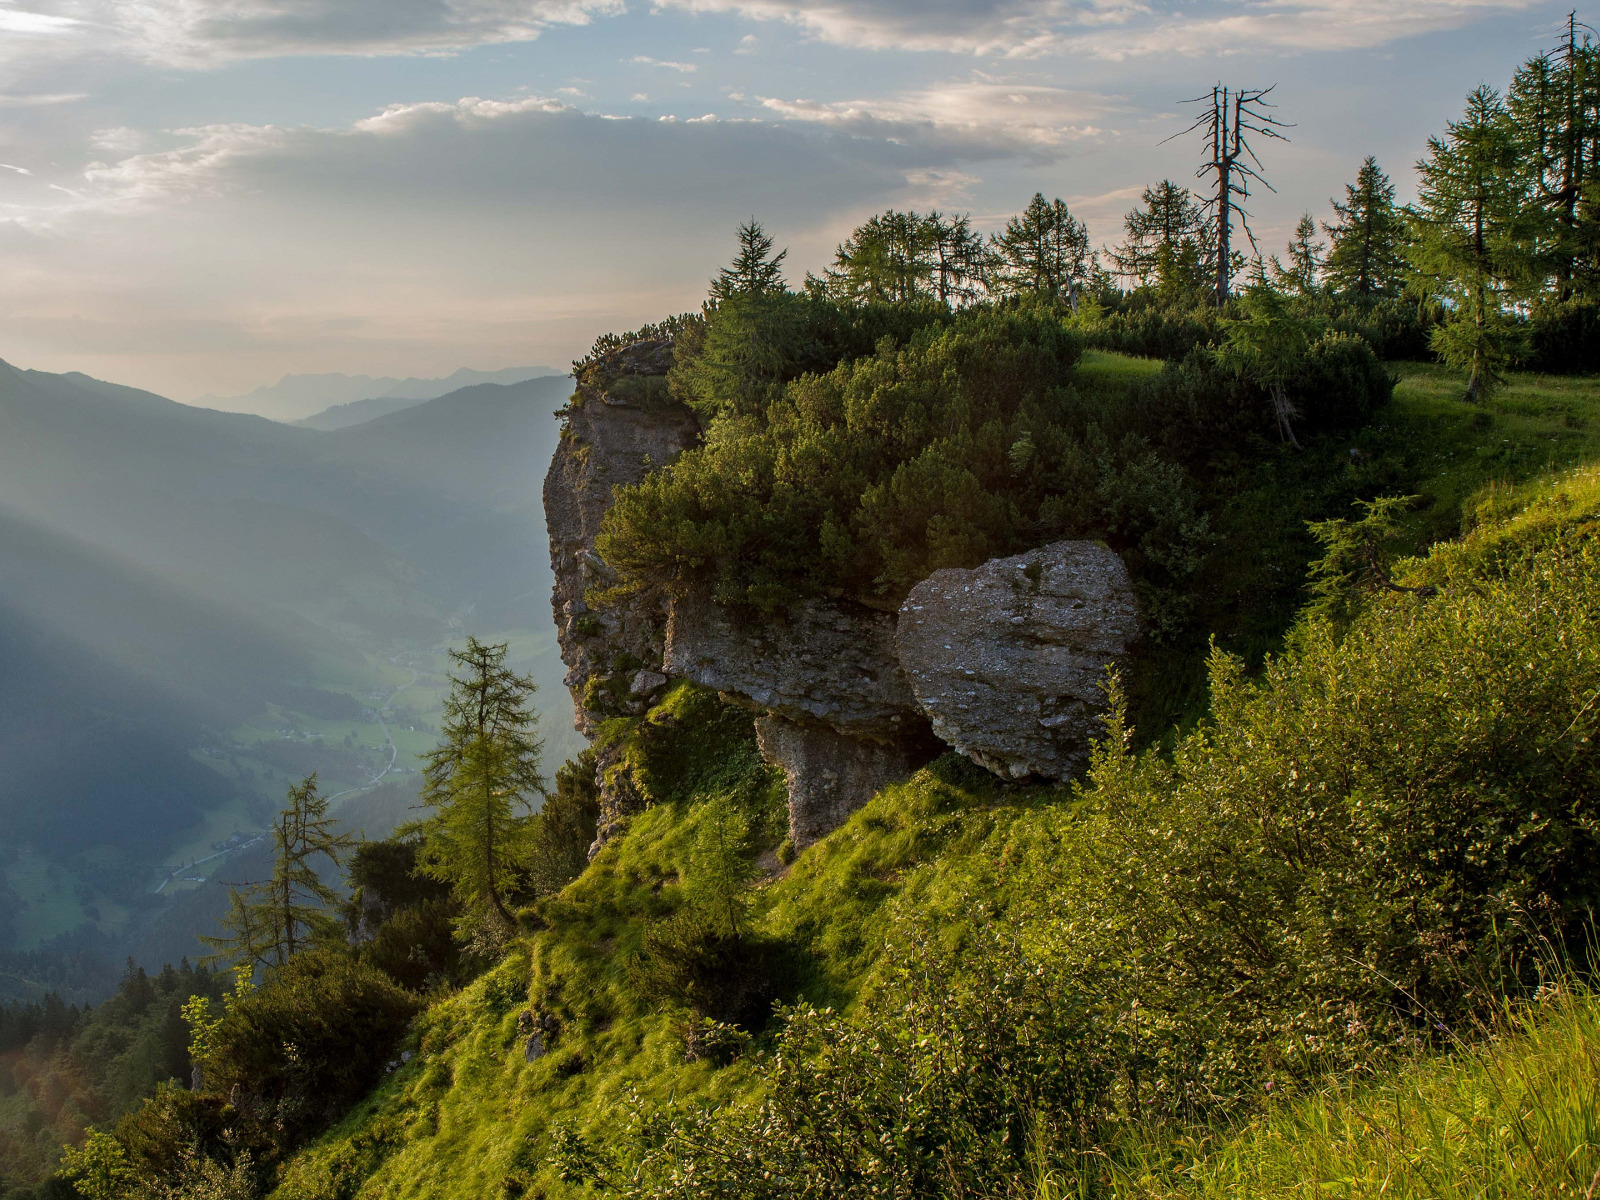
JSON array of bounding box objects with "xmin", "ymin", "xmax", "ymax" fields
[
  {"xmin": 710, "ymin": 219, "xmax": 788, "ymax": 301},
  {"xmin": 1406, "ymin": 86, "xmax": 1533, "ymax": 401},
  {"xmin": 410, "ymin": 637, "xmax": 546, "ymax": 935},
  {"xmin": 1271, "ymin": 213, "xmax": 1324, "ymax": 294},
  {"xmin": 1322, "ymin": 157, "xmax": 1407, "ymax": 301},
  {"xmin": 990, "ymin": 193, "xmax": 1093, "ymax": 311},
  {"xmin": 201, "ymin": 774, "xmax": 353, "ymax": 970}
]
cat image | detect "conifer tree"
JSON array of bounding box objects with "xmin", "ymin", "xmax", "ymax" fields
[
  {"xmin": 710, "ymin": 219, "xmax": 788, "ymax": 301},
  {"xmin": 1271, "ymin": 213, "xmax": 1324, "ymax": 294},
  {"xmin": 201, "ymin": 775, "xmax": 353, "ymax": 970},
  {"xmin": 1406, "ymin": 85, "xmax": 1533, "ymax": 401},
  {"xmin": 989, "ymin": 193, "xmax": 1093, "ymax": 311},
  {"xmin": 410, "ymin": 637, "xmax": 546, "ymax": 934},
  {"xmin": 1108, "ymin": 180, "xmax": 1210, "ymax": 297},
  {"xmin": 1321, "ymin": 157, "xmax": 1407, "ymax": 301},
  {"xmin": 1507, "ymin": 18, "xmax": 1600, "ymax": 300},
  {"xmin": 822, "ymin": 210, "xmax": 935, "ymax": 303}
]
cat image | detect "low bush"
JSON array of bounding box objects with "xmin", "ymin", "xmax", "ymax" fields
[{"xmin": 195, "ymin": 951, "xmax": 421, "ymax": 1146}]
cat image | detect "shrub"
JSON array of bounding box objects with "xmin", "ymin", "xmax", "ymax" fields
[
  {"xmin": 1527, "ymin": 297, "xmax": 1600, "ymax": 374},
  {"xmin": 1295, "ymin": 331, "xmax": 1395, "ymax": 430},
  {"xmin": 195, "ymin": 951, "xmax": 422, "ymax": 1145}
]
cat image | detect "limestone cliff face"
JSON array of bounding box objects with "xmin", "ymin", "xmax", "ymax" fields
[
  {"xmin": 543, "ymin": 338, "xmax": 700, "ymax": 854},
  {"xmin": 543, "ymin": 338, "xmax": 699, "ymax": 738},
  {"xmin": 664, "ymin": 592, "xmax": 940, "ymax": 848}
]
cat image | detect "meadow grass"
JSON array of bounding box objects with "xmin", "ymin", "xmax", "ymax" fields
[{"xmin": 1103, "ymin": 979, "xmax": 1600, "ymax": 1199}]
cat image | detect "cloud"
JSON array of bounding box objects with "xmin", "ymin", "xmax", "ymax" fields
[
  {"xmin": 630, "ymin": 54, "xmax": 698, "ymax": 71},
  {"xmin": 658, "ymin": 0, "xmax": 1544, "ymax": 57},
  {"xmin": 8, "ymin": 0, "xmax": 623, "ymax": 66},
  {"xmin": 761, "ymin": 81, "xmax": 1124, "ymax": 158}
]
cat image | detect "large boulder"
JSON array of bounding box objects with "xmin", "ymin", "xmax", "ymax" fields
[{"xmin": 895, "ymin": 541, "xmax": 1139, "ymax": 781}]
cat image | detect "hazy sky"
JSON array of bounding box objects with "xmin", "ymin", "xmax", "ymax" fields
[{"xmin": 0, "ymin": 0, "xmax": 1579, "ymax": 402}]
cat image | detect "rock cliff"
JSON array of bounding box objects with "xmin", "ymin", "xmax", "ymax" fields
[
  {"xmin": 664, "ymin": 591, "xmax": 940, "ymax": 848},
  {"xmin": 543, "ymin": 337, "xmax": 699, "ymax": 737}
]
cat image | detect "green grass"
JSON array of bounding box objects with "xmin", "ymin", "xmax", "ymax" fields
[{"xmin": 1107, "ymin": 981, "xmax": 1600, "ymax": 1199}]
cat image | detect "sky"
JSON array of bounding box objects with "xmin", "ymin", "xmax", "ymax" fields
[{"xmin": 0, "ymin": 0, "xmax": 1582, "ymax": 405}]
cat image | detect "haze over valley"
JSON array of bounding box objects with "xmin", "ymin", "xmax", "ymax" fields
[{"xmin": 0, "ymin": 362, "xmax": 579, "ymax": 1000}]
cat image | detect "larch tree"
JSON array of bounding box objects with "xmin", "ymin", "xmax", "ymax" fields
[
  {"xmin": 201, "ymin": 774, "xmax": 354, "ymax": 970},
  {"xmin": 1507, "ymin": 17, "xmax": 1600, "ymax": 300},
  {"xmin": 1406, "ymin": 85, "xmax": 1533, "ymax": 401},
  {"xmin": 989, "ymin": 193, "xmax": 1094, "ymax": 312},
  {"xmin": 410, "ymin": 636, "xmax": 547, "ymax": 936},
  {"xmin": 1107, "ymin": 180, "xmax": 1210, "ymax": 297},
  {"xmin": 821, "ymin": 210, "xmax": 936, "ymax": 303},
  {"xmin": 1322, "ymin": 157, "xmax": 1408, "ymax": 302},
  {"xmin": 710, "ymin": 219, "xmax": 789, "ymax": 301}
]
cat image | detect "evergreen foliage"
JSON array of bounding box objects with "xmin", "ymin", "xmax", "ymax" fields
[
  {"xmin": 988, "ymin": 193, "xmax": 1095, "ymax": 310},
  {"xmin": 1321, "ymin": 157, "xmax": 1407, "ymax": 301},
  {"xmin": 408, "ymin": 637, "xmax": 547, "ymax": 936},
  {"xmin": 1107, "ymin": 181, "xmax": 1212, "ymax": 298},
  {"xmin": 200, "ymin": 776, "xmax": 353, "ymax": 971}
]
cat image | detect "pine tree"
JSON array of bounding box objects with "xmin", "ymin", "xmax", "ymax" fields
[
  {"xmin": 710, "ymin": 219, "xmax": 788, "ymax": 301},
  {"xmin": 1108, "ymin": 180, "xmax": 1210, "ymax": 297},
  {"xmin": 1322, "ymin": 157, "xmax": 1407, "ymax": 302},
  {"xmin": 409, "ymin": 637, "xmax": 546, "ymax": 934},
  {"xmin": 1270, "ymin": 213, "xmax": 1324, "ymax": 294},
  {"xmin": 201, "ymin": 775, "xmax": 353, "ymax": 970},
  {"xmin": 989, "ymin": 193, "xmax": 1093, "ymax": 311},
  {"xmin": 1406, "ymin": 86, "xmax": 1534, "ymax": 401}
]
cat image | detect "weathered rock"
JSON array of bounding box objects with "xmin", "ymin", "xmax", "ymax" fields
[
  {"xmin": 663, "ymin": 591, "xmax": 921, "ymax": 740},
  {"xmin": 544, "ymin": 337, "xmax": 699, "ymax": 738},
  {"xmin": 663, "ymin": 591, "xmax": 937, "ymax": 845},
  {"xmin": 754, "ymin": 715, "xmax": 935, "ymax": 849},
  {"xmin": 895, "ymin": 541, "xmax": 1139, "ymax": 781}
]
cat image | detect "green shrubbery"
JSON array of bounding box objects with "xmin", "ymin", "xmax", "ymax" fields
[{"xmin": 587, "ymin": 530, "xmax": 1600, "ymax": 1196}]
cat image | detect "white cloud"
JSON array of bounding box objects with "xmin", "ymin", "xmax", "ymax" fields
[
  {"xmin": 8, "ymin": 0, "xmax": 623, "ymax": 66},
  {"xmin": 761, "ymin": 81, "xmax": 1125, "ymax": 158},
  {"xmin": 630, "ymin": 54, "xmax": 698, "ymax": 71},
  {"xmin": 659, "ymin": 0, "xmax": 1544, "ymax": 57}
]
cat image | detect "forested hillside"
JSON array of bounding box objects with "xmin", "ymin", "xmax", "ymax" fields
[{"xmin": 15, "ymin": 27, "xmax": 1600, "ymax": 1200}]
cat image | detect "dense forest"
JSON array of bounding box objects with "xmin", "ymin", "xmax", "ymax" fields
[{"xmin": 8, "ymin": 23, "xmax": 1600, "ymax": 1200}]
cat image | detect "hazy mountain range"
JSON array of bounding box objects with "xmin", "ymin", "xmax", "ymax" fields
[
  {"xmin": 0, "ymin": 360, "xmax": 577, "ymax": 994},
  {"xmin": 196, "ymin": 365, "xmax": 564, "ymax": 423}
]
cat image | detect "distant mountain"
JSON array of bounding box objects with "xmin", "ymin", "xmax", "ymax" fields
[
  {"xmin": 0, "ymin": 361, "xmax": 579, "ymax": 976},
  {"xmin": 197, "ymin": 366, "xmax": 563, "ymax": 423}
]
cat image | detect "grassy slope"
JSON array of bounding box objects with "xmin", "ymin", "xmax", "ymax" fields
[
  {"xmin": 1112, "ymin": 982, "xmax": 1600, "ymax": 1199},
  {"xmin": 269, "ymin": 361, "xmax": 1600, "ymax": 1200}
]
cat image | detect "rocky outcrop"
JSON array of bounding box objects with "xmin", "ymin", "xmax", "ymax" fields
[
  {"xmin": 895, "ymin": 541, "xmax": 1139, "ymax": 781},
  {"xmin": 664, "ymin": 591, "xmax": 938, "ymax": 847},
  {"xmin": 545, "ymin": 336, "xmax": 700, "ymax": 856},
  {"xmin": 544, "ymin": 337, "xmax": 700, "ymax": 737},
  {"xmin": 754, "ymin": 715, "xmax": 933, "ymax": 849},
  {"xmin": 663, "ymin": 592, "xmax": 922, "ymax": 739}
]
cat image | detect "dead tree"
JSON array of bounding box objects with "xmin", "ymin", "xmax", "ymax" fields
[{"xmin": 1171, "ymin": 85, "xmax": 1292, "ymax": 306}]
